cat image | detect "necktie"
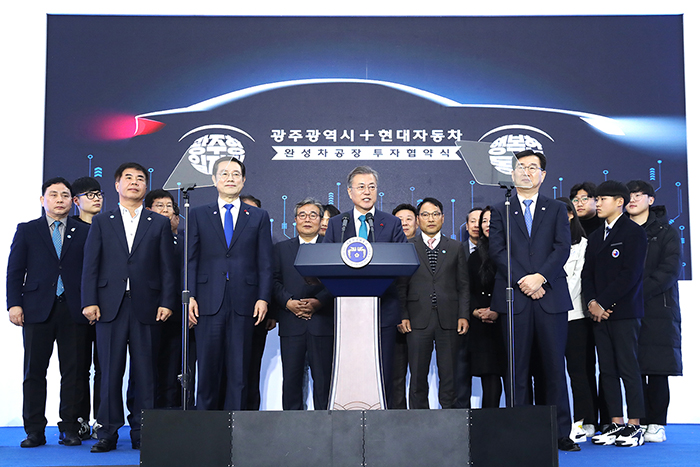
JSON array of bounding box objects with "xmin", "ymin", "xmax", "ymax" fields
[
  {"xmin": 224, "ymin": 204, "xmax": 234, "ymax": 247},
  {"xmin": 52, "ymin": 220, "xmax": 64, "ymax": 296},
  {"xmin": 428, "ymin": 237, "xmax": 436, "ymax": 250},
  {"xmin": 358, "ymin": 214, "xmax": 368, "ymax": 239},
  {"xmin": 523, "ymin": 199, "xmax": 533, "ymax": 236},
  {"xmin": 604, "ymin": 226, "xmax": 611, "ymax": 240}
]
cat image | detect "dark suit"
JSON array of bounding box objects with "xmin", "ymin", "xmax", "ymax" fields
[
  {"xmin": 188, "ymin": 201, "xmax": 273, "ymax": 411},
  {"xmin": 81, "ymin": 208, "xmax": 177, "ymax": 444},
  {"xmin": 323, "ymin": 209, "xmax": 406, "ymax": 406},
  {"xmin": 581, "ymin": 214, "xmax": 647, "ymax": 419},
  {"xmin": 7, "ymin": 216, "xmax": 90, "ymax": 436},
  {"xmin": 489, "ymin": 195, "xmax": 573, "ymax": 439},
  {"xmin": 273, "ymin": 236, "xmax": 334, "ymax": 410},
  {"xmin": 397, "ymin": 234, "xmax": 469, "ymax": 409}
]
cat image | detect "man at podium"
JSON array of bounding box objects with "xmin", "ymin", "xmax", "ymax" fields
[{"xmin": 323, "ymin": 166, "xmax": 406, "ymax": 407}]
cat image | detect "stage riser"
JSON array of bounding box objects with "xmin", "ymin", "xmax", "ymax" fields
[{"xmin": 141, "ymin": 406, "xmax": 556, "ymax": 467}]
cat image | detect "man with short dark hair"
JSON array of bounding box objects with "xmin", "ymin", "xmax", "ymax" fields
[
  {"xmin": 82, "ymin": 163, "xmax": 177, "ymax": 452},
  {"xmin": 390, "ymin": 203, "xmax": 418, "ymax": 409},
  {"xmin": 626, "ymin": 180, "xmax": 681, "ymax": 444},
  {"xmin": 583, "ymin": 180, "xmax": 647, "ymax": 448},
  {"xmin": 463, "ymin": 207, "xmax": 483, "ymax": 256},
  {"xmin": 188, "ymin": 157, "xmax": 273, "ymax": 411},
  {"xmin": 7, "ymin": 177, "xmax": 91, "ymax": 448},
  {"xmin": 570, "ymin": 182, "xmax": 602, "ymax": 236},
  {"xmin": 489, "ymin": 150, "xmax": 578, "ymax": 451},
  {"xmin": 274, "ymin": 198, "xmax": 334, "ymax": 410},
  {"xmin": 397, "ymin": 197, "xmax": 469, "ymax": 409},
  {"xmin": 324, "ymin": 166, "xmax": 406, "ymax": 406},
  {"xmin": 72, "ymin": 177, "xmax": 103, "ymax": 225}
]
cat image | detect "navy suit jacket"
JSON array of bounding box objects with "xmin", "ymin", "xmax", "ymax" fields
[
  {"xmin": 188, "ymin": 201, "xmax": 273, "ymax": 316},
  {"xmin": 323, "ymin": 209, "xmax": 407, "ymax": 327},
  {"xmin": 81, "ymin": 208, "xmax": 178, "ymax": 324},
  {"xmin": 489, "ymin": 195, "xmax": 573, "ymax": 315},
  {"xmin": 273, "ymin": 236, "xmax": 334, "ymax": 337},
  {"xmin": 7, "ymin": 216, "xmax": 89, "ymax": 324},
  {"xmin": 581, "ymin": 214, "xmax": 647, "ymax": 320}
]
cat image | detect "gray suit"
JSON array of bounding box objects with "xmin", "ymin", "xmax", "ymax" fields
[{"xmin": 397, "ymin": 234, "xmax": 469, "ymax": 408}]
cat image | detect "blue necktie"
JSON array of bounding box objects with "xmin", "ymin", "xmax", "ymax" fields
[
  {"xmin": 52, "ymin": 220, "xmax": 64, "ymax": 296},
  {"xmin": 523, "ymin": 199, "xmax": 533, "ymax": 236},
  {"xmin": 224, "ymin": 204, "xmax": 234, "ymax": 247},
  {"xmin": 358, "ymin": 214, "xmax": 368, "ymax": 239}
]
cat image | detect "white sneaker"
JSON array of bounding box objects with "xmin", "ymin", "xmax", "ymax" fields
[
  {"xmin": 570, "ymin": 420, "xmax": 587, "ymax": 443},
  {"xmin": 644, "ymin": 424, "xmax": 667, "ymax": 443},
  {"xmin": 592, "ymin": 422, "xmax": 625, "ymax": 445},
  {"xmin": 583, "ymin": 424, "xmax": 596, "ymax": 437},
  {"xmin": 615, "ymin": 424, "xmax": 645, "ymax": 447}
]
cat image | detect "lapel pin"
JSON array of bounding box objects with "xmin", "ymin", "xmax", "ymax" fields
[
  {"xmin": 245, "ymin": 209, "xmax": 249, "ymax": 216},
  {"xmin": 541, "ymin": 207, "xmax": 546, "ymax": 210},
  {"xmin": 214, "ymin": 211, "xmax": 218, "ymax": 215},
  {"xmin": 442, "ymin": 249, "xmax": 447, "ymax": 254},
  {"xmin": 514, "ymin": 211, "xmax": 519, "ymax": 215},
  {"xmin": 67, "ymin": 235, "xmax": 72, "ymax": 239},
  {"xmin": 110, "ymin": 215, "xmax": 115, "ymax": 219},
  {"xmin": 70, "ymin": 227, "xmax": 75, "ymax": 232},
  {"xmin": 380, "ymin": 223, "xmax": 384, "ymax": 227},
  {"xmin": 147, "ymin": 217, "xmax": 152, "ymax": 221}
]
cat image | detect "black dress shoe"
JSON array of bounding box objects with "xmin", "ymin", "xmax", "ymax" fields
[
  {"xmin": 20, "ymin": 433, "xmax": 46, "ymax": 448},
  {"xmin": 558, "ymin": 437, "xmax": 581, "ymax": 452},
  {"xmin": 132, "ymin": 439, "xmax": 141, "ymax": 450},
  {"xmin": 91, "ymin": 438, "xmax": 116, "ymax": 453},
  {"xmin": 59, "ymin": 431, "xmax": 82, "ymax": 446}
]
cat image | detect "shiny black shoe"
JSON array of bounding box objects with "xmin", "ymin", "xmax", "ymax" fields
[
  {"xmin": 558, "ymin": 436, "xmax": 581, "ymax": 452},
  {"xmin": 90, "ymin": 438, "xmax": 117, "ymax": 453},
  {"xmin": 20, "ymin": 433, "xmax": 46, "ymax": 448},
  {"xmin": 59, "ymin": 431, "xmax": 82, "ymax": 446}
]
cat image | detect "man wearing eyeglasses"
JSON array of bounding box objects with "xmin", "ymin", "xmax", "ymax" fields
[
  {"xmin": 489, "ymin": 150, "xmax": 578, "ymax": 452},
  {"xmin": 323, "ymin": 166, "xmax": 406, "ymax": 407},
  {"xmin": 396, "ymin": 197, "xmax": 469, "ymax": 409},
  {"xmin": 273, "ymin": 198, "xmax": 334, "ymax": 410},
  {"xmin": 570, "ymin": 182, "xmax": 603, "ymax": 236},
  {"xmin": 187, "ymin": 156, "xmax": 273, "ymax": 411},
  {"xmin": 70, "ymin": 176, "xmax": 103, "ymax": 440}
]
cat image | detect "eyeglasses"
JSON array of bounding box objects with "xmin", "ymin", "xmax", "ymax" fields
[
  {"xmin": 152, "ymin": 202, "xmax": 174, "ymax": 210},
  {"xmin": 629, "ymin": 192, "xmax": 649, "ymax": 201},
  {"xmin": 78, "ymin": 191, "xmax": 104, "ymax": 200},
  {"xmin": 420, "ymin": 211, "xmax": 443, "ymax": 219},
  {"xmin": 216, "ymin": 171, "xmax": 243, "ymax": 180},
  {"xmin": 571, "ymin": 196, "xmax": 590, "ymax": 205},
  {"xmin": 515, "ymin": 164, "xmax": 544, "ymax": 174},
  {"xmin": 296, "ymin": 212, "xmax": 320, "ymax": 220},
  {"xmin": 351, "ymin": 184, "xmax": 377, "ymax": 193}
]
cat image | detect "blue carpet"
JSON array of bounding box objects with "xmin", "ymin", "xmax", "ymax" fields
[{"xmin": 1, "ymin": 424, "xmax": 698, "ymax": 466}]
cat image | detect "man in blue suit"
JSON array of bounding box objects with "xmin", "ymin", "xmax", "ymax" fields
[
  {"xmin": 188, "ymin": 156, "xmax": 273, "ymax": 411},
  {"xmin": 7, "ymin": 177, "xmax": 91, "ymax": 448},
  {"xmin": 273, "ymin": 197, "xmax": 334, "ymax": 410},
  {"xmin": 323, "ymin": 166, "xmax": 406, "ymax": 407},
  {"xmin": 82, "ymin": 162, "xmax": 177, "ymax": 452},
  {"xmin": 489, "ymin": 150, "xmax": 578, "ymax": 451}
]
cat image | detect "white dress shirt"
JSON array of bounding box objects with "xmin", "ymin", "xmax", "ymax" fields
[
  {"xmin": 352, "ymin": 206, "xmax": 376, "ymax": 237},
  {"xmin": 119, "ymin": 204, "xmax": 143, "ymax": 291}
]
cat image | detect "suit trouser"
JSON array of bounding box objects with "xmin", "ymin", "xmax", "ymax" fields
[
  {"xmin": 23, "ymin": 296, "xmax": 91, "ymax": 435},
  {"xmin": 246, "ymin": 322, "xmax": 270, "ymax": 410},
  {"xmin": 565, "ymin": 318, "xmax": 599, "ymax": 425},
  {"xmin": 407, "ymin": 311, "xmax": 458, "ymax": 409},
  {"xmin": 195, "ymin": 282, "xmax": 254, "ymax": 411},
  {"xmin": 593, "ymin": 318, "xmax": 645, "ymax": 420},
  {"xmin": 79, "ymin": 325, "xmax": 101, "ymax": 423},
  {"xmin": 96, "ymin": 294, "xmax": 157, "ymax": 443},
  {"xmin": 504, "ymin": 302, "xmax": 571, "ymax": 439},
  {"xmin": 390, "ymin": 331, "xmax": 409, "ymax": 409},
  {"xmin": 280, "ymin": 332, "xmax": 334, "ymax": 410},
  {"xmin": 642, "ymin": 375, "xmax": 670, "ymax": 425},
  {"xmin": 452, "ymin": 333, "xmax": 472, "ymax": 408}
]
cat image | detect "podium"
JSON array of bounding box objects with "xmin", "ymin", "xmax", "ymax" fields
[{"xmin": 294, "ymin": 241, "xmax": 419, "ymax": 410}]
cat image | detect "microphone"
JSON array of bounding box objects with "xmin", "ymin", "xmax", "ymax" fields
[
  {"xmin": 365, "ymin": 212, "xmax": 376, "ymax": 243},
  {"xmin": 340, "ymin": 213, "xmax": 350, "ymax": 242}
]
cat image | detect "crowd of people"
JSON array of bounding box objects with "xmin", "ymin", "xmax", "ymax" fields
[{"xmin": 6, "ymin": 153, "xmax": 682, "ymax": 454}]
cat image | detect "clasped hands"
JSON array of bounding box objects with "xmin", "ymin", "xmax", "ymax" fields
[{"xmin": 517, "ymin": 273, "xmax": 546, "ymax": 299}]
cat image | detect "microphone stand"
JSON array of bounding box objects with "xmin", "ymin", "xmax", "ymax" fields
[
  {"xmin": 178, "ymin": 183, "xmax": 196, "ymax": 410},
  {"xmin": 499, "ymin": 181, "xmax": 516, "ymax": 409}
]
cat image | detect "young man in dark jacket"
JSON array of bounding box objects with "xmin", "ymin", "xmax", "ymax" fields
[{"xmin": 626, "ymin": 180, "xmax": 682, "ymax": 443}]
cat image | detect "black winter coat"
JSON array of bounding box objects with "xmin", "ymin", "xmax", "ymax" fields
[{"xmin": 635, "ymin": 206, "xmax": 683, "ymax": 376}]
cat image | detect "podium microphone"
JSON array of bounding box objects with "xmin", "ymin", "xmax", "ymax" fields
[
  {"xmin": 365, "ymin": 212, "xmax": 376, "ymax": 243},
  {"xmin": 340, "ymin": 213, "xmax": 351, "ymax": 242}
]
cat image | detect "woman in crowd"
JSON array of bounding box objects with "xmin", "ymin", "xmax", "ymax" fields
[{"xmin": 467, "ymin": 206, "xmax": 505, "ymax": 408}]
